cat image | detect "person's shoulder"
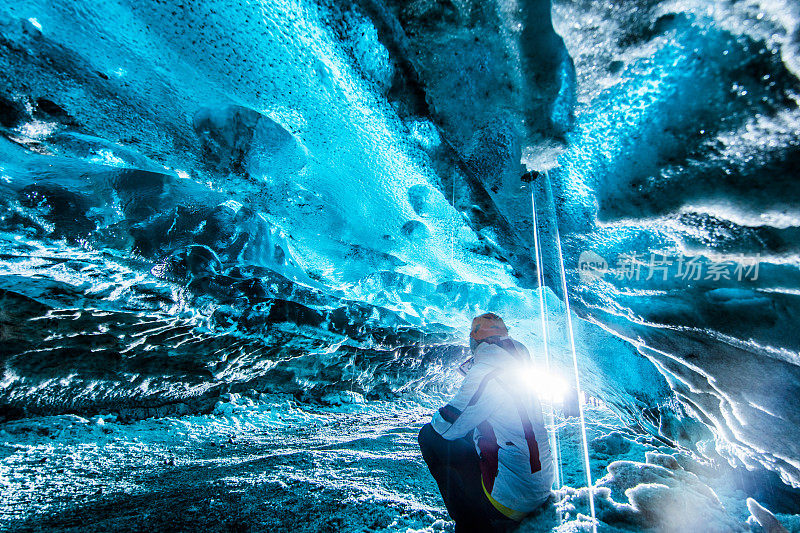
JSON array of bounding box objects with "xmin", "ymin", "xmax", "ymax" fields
[
  {"xmin": 477, "ymin": 336, "xmax": 529, "ymax": 357},
  {"xmin": 464, "ymin": 356, "xmax": 495, "ymax": 375},
  {"xmin": 472, "ymin": 341, "xmax": 504, "ymax": 362},
  {"xmin": 463, "ymin": 352, "xmax": 508, "ymax": 384},
  {"xmin": 508, "ymin": 338, "xmax": 530, "ymax": 356}
]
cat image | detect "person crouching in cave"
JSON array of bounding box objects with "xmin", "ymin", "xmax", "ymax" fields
[{"xmin": 418, "ymin": 313, "xmax": 554, "ymax": 533}]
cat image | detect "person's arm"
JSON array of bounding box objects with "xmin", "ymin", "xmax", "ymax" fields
[{"xmin": 430, "ymin": 362, "xmax": 503, "ymax": 440}]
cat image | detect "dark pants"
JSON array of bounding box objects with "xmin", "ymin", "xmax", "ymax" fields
[{"xmin": 418, "ymin": 423, "xmax": 519, "ymax": 533}]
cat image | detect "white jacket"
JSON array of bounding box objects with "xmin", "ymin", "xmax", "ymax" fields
[{"xmin": 431, "ymin": 337, "xmax": 554, "ymax": 518}]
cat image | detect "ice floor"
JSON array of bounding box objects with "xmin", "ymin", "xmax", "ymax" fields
[
  {"xmin": 0, "ymin": 394, "xmax": 446, "ymax": 532},
  {"xmin": 2, "ymin": 394, "xmax": 797, "ymax": 533}
]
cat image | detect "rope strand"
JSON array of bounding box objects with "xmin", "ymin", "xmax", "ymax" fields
[{"xmin": 543, "ymin": 170, "xmax": 597, "ymax": 531}]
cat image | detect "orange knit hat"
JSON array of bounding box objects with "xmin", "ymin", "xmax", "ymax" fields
[{"xmin": 470, "ymin": 313, "xmax": 508, "ymax": 340}]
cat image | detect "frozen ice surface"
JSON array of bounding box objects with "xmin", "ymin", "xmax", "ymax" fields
[
  {"xmin": 0, "ymin": 394, "xmax": 447, "ymax": 531},
  {"xmin": 2, "ymin": 397, "xmax": 794, "ymax": 532},
  {"xmin": 0, "ymin": 0, "xmax": 799, "ymax": 529}
]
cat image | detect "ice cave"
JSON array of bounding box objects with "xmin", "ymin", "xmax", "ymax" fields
[{"xmin": 0, "ymin": 0, "xmax": 799, "ymax": 531}]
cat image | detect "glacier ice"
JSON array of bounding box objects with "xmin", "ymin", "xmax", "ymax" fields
[{"xmin": 0, "ymin": 0, "xmax": 799, "ymax": 530}]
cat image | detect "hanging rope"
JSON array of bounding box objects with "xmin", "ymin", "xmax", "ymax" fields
[
  {"xmin": 530, "ymin": 171, "xmax": 597, "ymax": 531},
  {"xmin": 530, "ymin": 187, "xmax": 563, "ymax": 499},
  {"xmin": 543, "ymin": 170, "xmax": 597, "ymax": 531}
]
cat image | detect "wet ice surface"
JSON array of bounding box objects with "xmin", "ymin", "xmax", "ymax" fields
[{"xmin": 3, "ymin": 395, "xmax": 797, "ymax": 533}]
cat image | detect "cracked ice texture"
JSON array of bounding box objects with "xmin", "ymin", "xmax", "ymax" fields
[{"xmin": 0, "ymin": 0, "xmax": 799, "ymax": 493}]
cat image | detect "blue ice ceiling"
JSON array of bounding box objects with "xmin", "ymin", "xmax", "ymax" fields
[{"xmin": 0, "ymin": 0, "xmax": 799, "ymax": 498}]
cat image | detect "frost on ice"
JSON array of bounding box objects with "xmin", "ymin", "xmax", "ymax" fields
[{"xmin": 1, "ymin": 0, "xmax": 800, "ymax": 531}]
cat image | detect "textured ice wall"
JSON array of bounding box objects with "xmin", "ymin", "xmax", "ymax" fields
[
  {"xmin": 0, "ymin": 0, "xmax": 633, "ymax": 419},
  {"xmin": 543, "ymin": 0, "xmax": 800, "ymax": 487},
  {"xmin": 1, "ymin": 0, "xmax": 799, "ymax": 492}
]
